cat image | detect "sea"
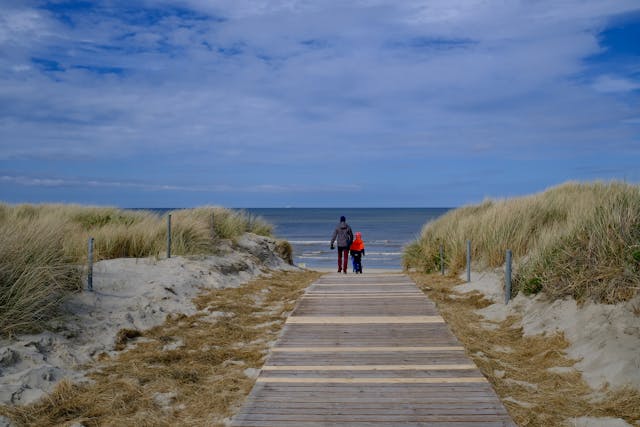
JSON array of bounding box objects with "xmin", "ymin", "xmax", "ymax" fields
[
  {"xmin": 143, "ymin": 208, "xmax": 449, "ymax": 270},
  {"xmin": 245, "ymin": 208, "xmax": 449, "ymax": 270}
]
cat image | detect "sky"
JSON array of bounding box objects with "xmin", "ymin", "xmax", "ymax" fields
[{"xmin": 0, "ymin": 0, "xmax": 639, "ymax": 208}]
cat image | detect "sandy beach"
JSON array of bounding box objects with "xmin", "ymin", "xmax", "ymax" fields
[
  {"xmin": 0, "ymin": 233, "xmax": 295, "ymax": 412},
  {"xmin": 454, "ymin": 270, "xmax": 640, "ymax": 427}
]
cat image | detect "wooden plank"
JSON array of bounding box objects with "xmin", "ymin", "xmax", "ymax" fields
[
  {"xmin": 242, "ymin": 400, "xmax": 505, "ymax": 406},
  {"xmin": 233, "ymin": 414, "xmax": 512, "ymax": 422},
  {"xmin": 305, "ymin": 292, "xmax": 424, "ymax": 296},
  {"xmin": 256, "ymin": 377, "xmax": 488, "ymax": 384},
  {"xmin": 310, "ymin": 285, "xmax": 418, "ymax": 288},
  {"xmin": 236, "ymin": 407, "xmax": 508, "ymax": 416},
  {"xmin": 254, "ymin": 382, "xmax": 498, "ymax": 390},
  {"xmin": 271, "ymin": 346, "xmax": 464, "ymax": 352},
  {"xmin": 267, "ymin": 356, "xmax": 473, "ymax": 365},
  {"xmin": 241, "ymin": 403, "xmax": 508, "ymax": 410},
  {"xmin": 293, "ymin": 306, "xmax": 440, "ymax": 316},
  {"xmin": 262, "ymin": 364, "xmax": 476, "ymax": 371},
  {"xmin": 247, "ymin": 384, "xmax": 502, "ymax": 396},
  {"xmin": 302, "ymin": 292, "xmax": 424, "ymax": 303},
  {"xmin": 276, "ymin": 324, "xmax": 462, "ymax": 346},
  {"xmin": 286, "ymin": 316, "xmax": 444, "ymax": 324},
  {"xmin": 260, "ymin": 371, "xmax": 485, "ymax": 379},
  {"xmin": 306, "ymin": 291, "xmax": 421, "ymax": 293},
  {"xmin": 233, "ymin": 422, "xmax": 513, "ymax": 427},
  {"xmin": 332, "ymin": 277, "xmax": 412, "ymax": 280},
  {"xmin": 306, "ymin": 290, "xmax": 423, "ymax": 293}
]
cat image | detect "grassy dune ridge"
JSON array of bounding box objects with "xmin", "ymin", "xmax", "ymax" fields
[
  {"xmin": 403, "ymin": 181, "xmax": 640, "ymax": 303},
  {"xmin": 0, "ymin": 204, "xmax": 276, "ymax": 337}
]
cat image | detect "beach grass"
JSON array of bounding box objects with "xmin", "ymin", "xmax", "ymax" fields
[
  {"xmin": 404, "ymin": 181, "xmax": 640, "ymax": 303},
  {"xmin": 0, "ymin": 218, "xmax": 81, "ymax": 336},
  {"xmin": 0, "ymin": 270, "xmax": 321, "ymax": 426},
  {"xmin": 411, "ymin": 273, "xmax": 640, "ymax": 426},
  {"xmin": 0, "ymin": 204, "xmax": 275, "ymax": 337}
]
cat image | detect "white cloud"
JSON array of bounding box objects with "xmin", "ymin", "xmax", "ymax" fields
[
  {"xmin": 593, "ymin": 75, "xmax": 640, "ymax": 93},
  {"xmin": 11, "ymin": 64, "xmax": 31, "ymax": 72},
  {"xmin": 0, "ymin": 175, "xmax": 359, "ymax": 193},
  {"xmin": 0, "ymin": 8, "xmax": 48, "ymax": 44}
]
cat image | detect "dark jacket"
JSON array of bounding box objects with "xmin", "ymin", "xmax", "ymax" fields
[{"xmin": 331, "ymin": 221, "xmax": 353, "ymax": 248}]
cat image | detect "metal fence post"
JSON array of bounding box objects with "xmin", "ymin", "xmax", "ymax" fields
[
  {"xmin": 87, "ymin": 237, "xmax": 94, "ymax": 291},
  {"xmin": 505, "ymin": 249, "xmax": 512, "ymax": 304},
  {"xmin": 210, "ymin": 211, "xmax": 215, "ymax": 239},
  {"xmin": 167, "ymin": 214, "xmax": 172, "ymax": 259},
  {"xmin": 439, "ymin": 244, "xmax": 445, "ymax": 275},
  {"xmin": 466, "ymin": 240, "xmax": 471, "ymax": 282}
]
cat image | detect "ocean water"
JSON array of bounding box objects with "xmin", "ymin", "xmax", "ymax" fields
[
  {"xmin": 141, "ymin": 208, "xmax": 449, "ymax": 270},
  {"xmin": 246, "ymin": 208, "xmax": 449, "ymax": 270}
]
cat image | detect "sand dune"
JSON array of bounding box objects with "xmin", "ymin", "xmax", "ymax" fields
[
  {"xmin": 456, "ymin": 271, "xmax": 640, "ymax": 427},
  {"xmin": 0, "ymin": 234, "xmax": 295, "ymax": 409}
]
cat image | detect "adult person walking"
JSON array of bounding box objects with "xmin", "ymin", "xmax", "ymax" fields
[{"xmin": 330, "ymin": 215, "xmax": 354, "ymax": 274}]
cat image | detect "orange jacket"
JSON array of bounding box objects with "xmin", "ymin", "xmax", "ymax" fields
[{"xmin": 350, "ymin": 232, "xmax": 365, "ymax": 251}]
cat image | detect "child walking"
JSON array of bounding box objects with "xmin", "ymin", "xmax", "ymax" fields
[{"xmin": 349, "ymin": 232, "xmax": 365, "ymax": 274}]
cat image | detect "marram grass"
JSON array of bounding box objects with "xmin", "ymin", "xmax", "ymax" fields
[
  {"xmin": 0, "ymin": 204, "xmax": 274, "ymax": 337},
  {"xmin": 403, "ymin": 181, "xmax": 640, "ymax": 303}
]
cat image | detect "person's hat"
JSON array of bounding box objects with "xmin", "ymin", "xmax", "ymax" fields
[{"xmin": 340, "ymin": 215, "xmax": 346, "ymax": 222}]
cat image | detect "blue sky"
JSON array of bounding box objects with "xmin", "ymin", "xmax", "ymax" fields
[{"xmin": 1, "ymin": 1, "xmax": 639, "ymax": 207}]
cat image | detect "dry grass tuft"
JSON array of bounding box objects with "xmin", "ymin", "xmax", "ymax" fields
[
  {"xmin": 411, "ymin": 272, "xmax": 640, "ymax": 426},
  {"xmin": 274, "ymin": 240, "xmax": 294, "ymax": 265},
  {"xmin": 114, "ymin": 329, "xmax": 144, "ymax": 351},
  {"xmin": 0, "ymin": 270, "xmax": 320, "ymax": 427},
  {"xmin": 404, "ymin": 181, "xmax": 640, "ymax": 304}
]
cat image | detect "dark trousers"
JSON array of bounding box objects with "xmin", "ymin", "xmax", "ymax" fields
[
  {"xmin": 337, "ymin": 247, "xmax": 349, "ymax": 272},
  {"xmin": 351, "ymin": 251, "xmax": 362, "ymax": 273}
]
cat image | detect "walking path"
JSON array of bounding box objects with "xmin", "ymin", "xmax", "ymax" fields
[{"xmin": 231, "ymin": 272, "xmax": 515, "ymax": 426}]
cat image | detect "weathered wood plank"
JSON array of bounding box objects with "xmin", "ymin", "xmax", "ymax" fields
[
  {"xmin": 267, "ymin": 355, "xmax": 473, "ymax": 365},
  {"xmin": 256, "ymin": 377, "xmax": 488, "ymax": 384},
  {"xmin": 233, "ymin": 423, "xmax": 513, "ymax": 427},
  {"xmin": 286, "ymin": 315, "xmax": 444, "ymax": 324},
  {"xmin": 252, "ymin": 383, "xmax": 500, "ymax": 391},
  {"xmin": 233, "ymin": 422, "xmax": 513, "ymax": 427},
  {"xmin": 270, "ymin": 346, "xmax": 464, "ymax": 352},
  {"xmin": 261, "ymin": 364, "xmax": 476, "ymax": 371},
  {"xmin": 232, "ymin": 413, "xmax": 509, "ymax": 426}
]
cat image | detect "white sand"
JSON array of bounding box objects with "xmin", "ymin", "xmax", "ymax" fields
[
  {"xmin": 457, "ymin": 270, "xmax": 640, "ymax": 390},
  {"xmin": 454, "ymin": 270, "xmax": 640, "ymax": 426},
  {"xmin": 569, "ymin": 417, "xmax": 632, "ymax": 427},
  {"xmin": 0, "ymin": 234, "xmax": 296, "ymax": 407}
]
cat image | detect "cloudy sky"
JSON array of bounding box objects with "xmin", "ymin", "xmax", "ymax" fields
[{"xmin": 1, "ymin": 1, "xmax": 639, "ymax": 207}]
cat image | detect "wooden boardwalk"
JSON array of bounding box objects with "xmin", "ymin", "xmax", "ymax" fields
[{"xmin": 231, "ymin": 273, "xmax": 515, "ymax": 426}]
